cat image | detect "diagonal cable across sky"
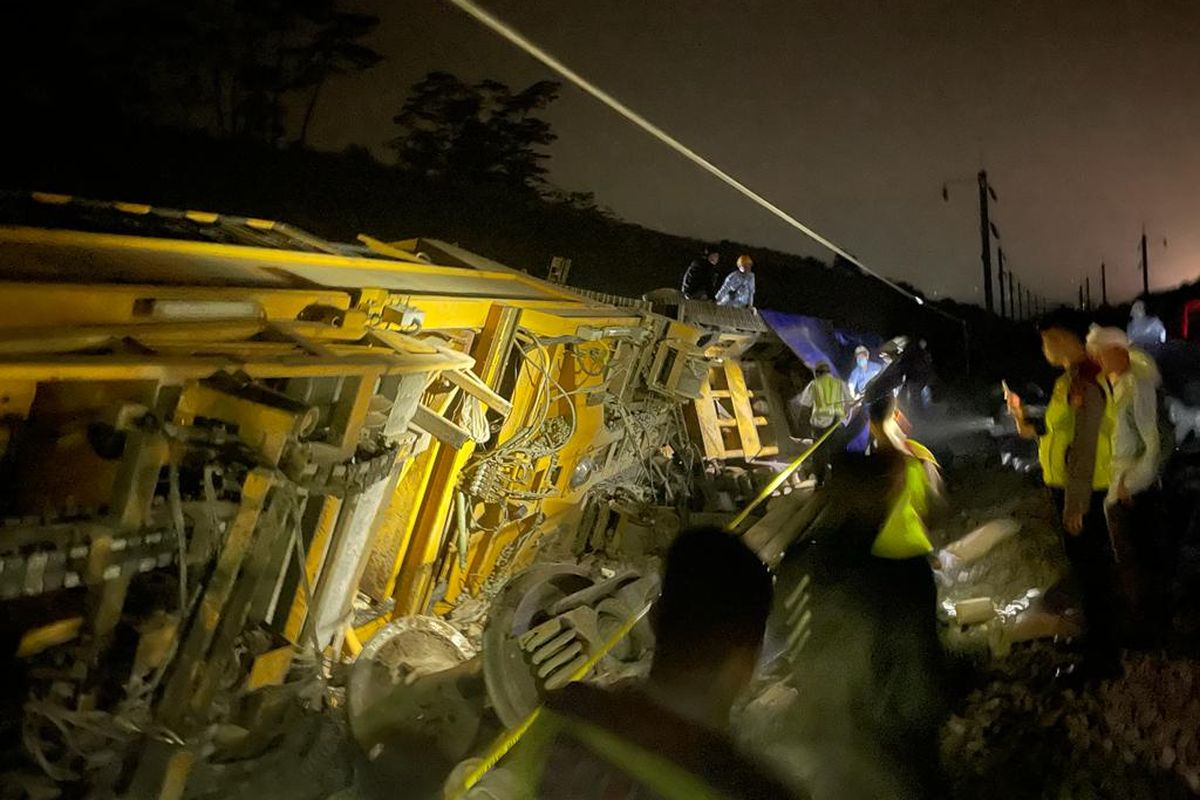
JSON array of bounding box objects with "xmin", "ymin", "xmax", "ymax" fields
[{"xmin": 443, "ymin": 0, "xmax": 962, "ymax": 323}]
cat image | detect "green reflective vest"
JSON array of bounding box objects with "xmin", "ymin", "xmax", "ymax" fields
[
  {"xmin": 809, "ymin": 374, "xmax": 847, "ymax": 428},
  {"xmin": 870, "ymin": 442, "xmax": 936, "ymax": 559},
  {"xmin": 1037, "ymin": 372, "xmax": 1114, "ymax": 490}
]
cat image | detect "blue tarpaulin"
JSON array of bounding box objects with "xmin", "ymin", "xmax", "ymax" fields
[{"xmin": 759, "ymin": 309, "xmax": 882, "ymax": 379}]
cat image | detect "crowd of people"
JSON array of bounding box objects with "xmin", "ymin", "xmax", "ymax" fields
[
  {"xmin": 467, "ymin": 296, "xmax": 1181, "ymax": 799},
  {"xmin": 681, "ymin": 245, "xmax": 757, "ymax": 308},
  {"xmin": 1006, "ymin": 304, "xmax": 1171, "ymax": 674}
]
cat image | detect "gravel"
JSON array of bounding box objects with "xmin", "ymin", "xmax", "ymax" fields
[{"xmin": 937, "ymin": 462, "xmax": 1200, "ymax": 798}]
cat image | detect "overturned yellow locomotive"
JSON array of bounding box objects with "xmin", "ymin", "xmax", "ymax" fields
[{"xmin": 0, "ymin": 194, "xmax": 795, "ymax": 797}]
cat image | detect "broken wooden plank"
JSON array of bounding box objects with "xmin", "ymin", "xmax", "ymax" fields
[
  {"xmin": 443, "ymin": 367, "xmax": 513, "ymax": 418},
  {"xmin": 411, "ymin": 402, "xmax": 473, "ymax": 450}
]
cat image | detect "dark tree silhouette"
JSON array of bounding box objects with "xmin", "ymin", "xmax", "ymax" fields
[
  {"xmin": 3, "ymin": 0, "xmax": 380, "ymax": 145},
  {"xmin": 292, "ymin": 11, "xmax": 383, "ymax": 145},
  {"xmin": 389, "ymin": 72, "xmax": 561, "ymax": 191},
  {"xmin": 194, "ymin": 0, "xmax": 382, "ymax": 142}
]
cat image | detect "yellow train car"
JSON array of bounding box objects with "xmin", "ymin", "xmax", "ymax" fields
[{"xmin": 0, "ymin": 194, "xmax": 793, "ymax": 796}]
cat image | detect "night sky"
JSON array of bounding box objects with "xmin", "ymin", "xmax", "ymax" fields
[{"xmin": 306, "ymin": 0, "xmax": 1200, "ymax": 305}]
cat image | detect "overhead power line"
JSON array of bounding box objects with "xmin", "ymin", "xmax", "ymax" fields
[{"xmin": 442, "ymin": 0, "xmax": 961, "ymax": 324}]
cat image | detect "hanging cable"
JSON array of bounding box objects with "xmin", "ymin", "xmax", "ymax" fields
[{"xmin": 442, "ymin": 0, "xmax": 961, "ymax": 325}]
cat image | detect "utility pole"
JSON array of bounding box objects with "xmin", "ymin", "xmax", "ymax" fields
[
  {"xmin": 1078, "ymin": 283, "xmax": 1084, "ymax": 309},
  {"xmin": 1026, "ymin": 287, "xmax": 1032, "ymax": 320},
  {"xmin": 1085, "ymin": 276, "xmax": 1091, "ymax": 309},
  {"xmin": 997, "ymin": 247, "xmax": 1007, "ymax": 318},
  {"xmin": 1007, "ymin": 271, "xmax": 1015, "ymax": 320},
  {"xmin": 1017, "ymin": 279, "xmax": 1024, "ymax": 319},
  {"xmin": 1100, "ymin": 261, "xmax": 1108, "ymax": 306},
  {"xmin": 978, "ymin": 171, "xmax": 995, "ymax": 313},
  {"xmin": 1140, "ymin": 226, "xmax": 1150, "ymax": 296}
]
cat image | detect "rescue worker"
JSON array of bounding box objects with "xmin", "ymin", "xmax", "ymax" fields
[
  {"xmin": 847, "ymin": 345, "xmax": 883, "ymax": 399},
  {"xmin": 770, "ymin": 392, "xmax": 946, "ymax": 799},
  {"xmin": 477, "ymin": 527, "xmax": 800, "ymax": 799},
  {"xmin": 681, "ymin": 246, "xmax": 720, "ymax": 300},
  {"xmin": 1127, "ymin": 299, "xmax": 1167, "ymax": 349},
  {"xmin": 715, "ymin": 254, "xmax": 756, "ymax": 308},
  {"xmin": 1086, "ymin": 325, "xmax": 1164, "ymax": 644},
  {"xmin": 796, "ymin": 363, "xmax": 849, "ymax": 484},
  {"xmin": 1007, "ymin": 311, "xmax": 1119, "ymax": 676}
]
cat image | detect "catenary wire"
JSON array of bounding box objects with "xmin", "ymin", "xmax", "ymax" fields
[{"xmin": 442, "ymin": 0, "xmax": 962, "ymax": 325}]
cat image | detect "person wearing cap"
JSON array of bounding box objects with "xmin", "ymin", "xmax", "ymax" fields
[
  {"xmin": 1087, "ymin": 325, "xmax": 1164, "ymax": 642},
  {"xmin": 1126, "ymin": 300, "xmax": 1167, "ymax": 349},
  {"xmin": 681, "ymin": 246, "xmax": 720, "ymax": 300},
  {"xmin": 715, "ymin": 254, "xmax": 756, "ymax": 308},
  {"xmin": 847, "ymin": 345, "xmax": 883, "ymax": 399}
]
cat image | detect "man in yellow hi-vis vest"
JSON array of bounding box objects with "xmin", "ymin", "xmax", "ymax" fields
[
  {"xmin": 1007, "ymin": 311, "xmax": 1119, "ymax": 676},
  {"xmin": 797, "ymin": 362, "xmax": 849, "ymax": 485},
  {"xmin": 469, "ymin": 528, "xmax": 803, "ymax": 799}
]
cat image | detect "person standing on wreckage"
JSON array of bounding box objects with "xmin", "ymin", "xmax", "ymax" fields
[
  {"xmin": 1006, "ymin": 310, "xmax": 1120, "ymax": 679},
  {"xmin": 765, "ymin": 390, "xmax": 948, "ymax": 799}
]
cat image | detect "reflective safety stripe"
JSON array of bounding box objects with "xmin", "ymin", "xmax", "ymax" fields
[
  {"xmin": 1037, "ymin": 373, "xmax": 1114, "ymax": 490},
  {"xmin": 503, "ymin": 710, "xmax": 731, "ymax": 800},
  {"xmin": 564, "ymin": 714, "xmax": 730, "ymax": 800}
]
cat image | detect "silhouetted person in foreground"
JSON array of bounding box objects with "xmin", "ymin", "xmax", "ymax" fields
[
  {"xmin": 681, "ymin": 245, "xmax": 721, "ymax": 300},
  {"xmin": 477, "ymin": 527, "xmax": 800, "ymax": 799},
  {"xmin": 769, "ymin": 392, "xmax": 947, "ymax": 799}
]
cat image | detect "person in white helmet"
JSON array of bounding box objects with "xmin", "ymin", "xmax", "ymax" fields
[
  {"xmin": 1126, "ymin": 300, "xmax": 1166, "ymax": 348},
  {"xmin": 847, "ymin": 345, "xmax": 883, "ymax": 399},
  {"xmin": 1086, "ymin": 325, "xmax": 1164, "ymax": 644}
]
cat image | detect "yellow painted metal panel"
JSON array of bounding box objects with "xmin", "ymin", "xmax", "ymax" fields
[
  {"xmin": 282, "ymin": 496, "xmax": 343, "ymax": 644},
  {"xmin": 16, "ymin": 617, "xmax": 83, "ymax": 657},
  {"xmin": 160, "ymin": 469, "xmax": 274, "ymax": 725},
  {"xmin": 368, "ymin": 446, "xmax": 440, "ymax": 603},
  {"xmin": 0, "ymin": 225, "xmax": 560, "ymax": 290},
  {"xmin": 0, "ymin": 349, "xmax": 465, "ymax": 384},
  {"xmin": 247, "ymin": 646, "xmax": 295, "ymax": 690},
  {"xmin": 691, "ymin": 375, "xmax": 726, "ymax": 457},
  {"xmin": 391, "ymin": 305, "xmax": 518, "ymax": 616},
  {"xmin": 723, "ymin": 360, "xmax": 762, "ymax": 458},
  {"xmin": 174, "ymin": 382, "xmax": 300, "ymax": 466},
  {"xmin": 0, "ymin": 283, "xmax": 350, "ymax": 329},
  {"xmin": 0, "ymin": 381, "xmax": 37, "ymax": 418}
]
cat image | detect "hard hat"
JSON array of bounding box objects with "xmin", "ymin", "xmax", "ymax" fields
[{"xmin": 1086, "ymin": 325, "xmax": 1130, "ymax": 352}]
